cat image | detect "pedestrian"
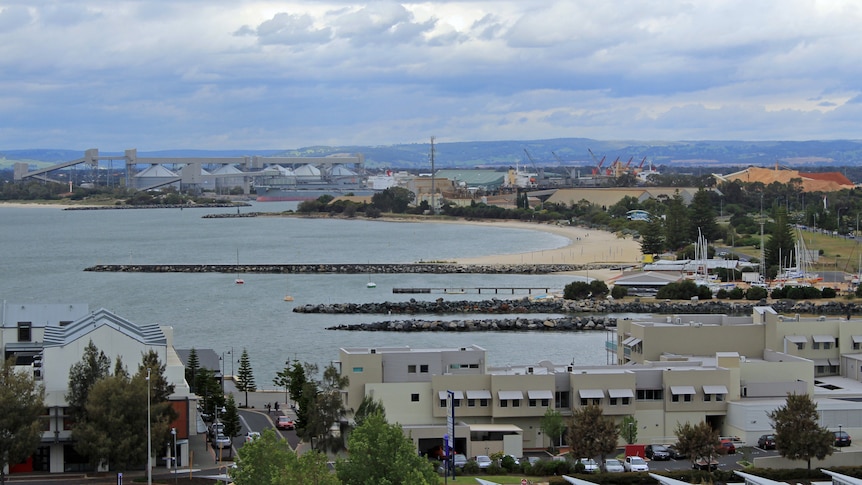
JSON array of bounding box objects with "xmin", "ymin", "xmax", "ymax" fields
[{"xmin": 275, "ymin": 401, "xmax": 280, "ymax": 412}]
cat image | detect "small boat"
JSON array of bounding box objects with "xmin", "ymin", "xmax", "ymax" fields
[
  {"xmin": 234, "ymin": 249, "xmax": 244, "ymax": 285},
  {"xmin": 366, "ymin": 281, "xmax": 377, "ymax": 289},
  {"xmin": 284, "ymin": 273, "xmax": 293, "ymax": 301}
]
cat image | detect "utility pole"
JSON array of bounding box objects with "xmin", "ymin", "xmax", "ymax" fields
[{"xmin": 430, "ymin": 136, "xmax": 436, "ymax": 215}]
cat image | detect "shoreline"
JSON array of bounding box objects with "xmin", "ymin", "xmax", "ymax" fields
[{"xmin": 1, "ymin": 202, "xmax": 643, "ymax": 279}]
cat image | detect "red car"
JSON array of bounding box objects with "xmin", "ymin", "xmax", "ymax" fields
[{"xmin": 276, "ymin": 415, "xmax": 295, "ymax": 430}]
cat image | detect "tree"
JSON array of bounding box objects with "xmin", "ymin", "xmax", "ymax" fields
[
  {"xmin": 185, "ymin": 348, "xmax": 200, "ymax": 394},
  {"xmin": 221, "ymin": 394, "xmax": 241, "ymax": 458},
  {"xmin": 235, "ymin": 348, "xmax": 256, "ymax": 408},
  {"xmin": 566, "ymin": 404, "xmax": 618, "ymax": 471},
  {"xmin": 664, "ymin": 193, "xmax": 690, "ymax": 250},
  {"xmin": 67, "ymin": 340, "xmax": 111, "ymax": 420},
  {"xmin": 301, "ymin": 364, "xmax": 349, "ymax": 453},
  {"xmin": 273, "ymin": 362, "xmax": 292, "ymax": 406},
  {"xmin": 765, "ymin": 207, "xmax": 795, "ymax": 269},
  {"xmin": 353, "ymin": 395, "xmax": 386, "ymax": 429},
  {"xmin": 674, "ymin": 421, "xmax": 719, "ymax": 471},
  {"xmin": 563, "ymin": 281, "xmax": 591, "ymax": 300},
  {"xmin": 231, "ymin": 429, "xmax": 338, "ymax": 485},
  {"xmin": 620, "ymin": 415, "xmax": 638, "ymax": 444},
  {"xmin": 371, "ymin": 187, "xmax": 415, "ymax": 213},
  {"xmin": 689, "ymin": 189, "xmax": 720, "ymax": 242},
  {"xmin": 767, "ymin": 393, "xmax": 834, "ymax": 470},
  {"xmin": 336, "ymin": 412, "xmax": 438, "ymax": 485},
  {"xmin": 196, "ymin": 368, "xmax": 224, "ymax": 415},
  {"xmin": 286, "ymin": 361, "xmax": 311, "ymax": 433},
  {"xmin": 639, "ymin": 218, "xmax": 665, "ymax": 255},
  {"xmin": 539, "ymin": 407, "xmax": 565, "ymax": 453},
  {"xmin": 0, "ymin": 357, "xmax": 45, "ymax": 485},
  {"xmin": 138, "ymin": 351, "xmax": 178, "ymax": 456},
  {"xmin": 277, "ymin": 450, "xmax": 340, "ymax": 485}
]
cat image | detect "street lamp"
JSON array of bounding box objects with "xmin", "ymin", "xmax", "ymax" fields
[
  {"xmin": 171, "ymin": 427, "xmax": 177, "ymax": 485},
  {"xmin": 147, "ymin": 368, "xmax": 152, "ymax": 485}
]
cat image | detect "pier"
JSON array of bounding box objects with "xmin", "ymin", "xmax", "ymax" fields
[{"xmin": 393, "ymin": 287, "xmax": 553, "ymax": 294}]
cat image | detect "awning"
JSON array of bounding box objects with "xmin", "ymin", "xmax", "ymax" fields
[
  {"xmin": 527, "ymin": 390, "xmax": 554, "ymax": 400},
  {"xmin": 438, "ymin": 390, "xmax": 464, "ymax": 400},
  {"xmin": 498, "ymin": 390, "xmax": 524, "ymax": 400},
  {"xmin": 852, "ymin": 335, "xmax": 862, "ymax": 344},
  {"xmin": 785, "ymin": 335, "xmax": 807, "ymax": 343},
  {"xmin": 608, "ymin": 388, "xmax": 635, "ymax": 398},
  {"xmin": 466, "ymin": 390, "xmax": 492, "ymax": 400},
  {"xmin": 813, "ymin": 359, "xmax": 831, "ymax": 366},
  {"xmin": 813, "ymin": 335, "xmax": 834, "ymax": 343},
  {"xmin": 578, "ymin": 389, "xmax": 604, "ymax": 399},
  {"xmin": 468, "ymin": 423, "xmax": 522, "ymax": 433},
  {"xmin": 702, "ymin": 385, "xmax": 728, "ymax": 395},
  {"xmin": 670, "ymin": 386, "xmax": 696, "ymax": 395},
  {"xmin": 625, "ymin": 338, "xmax": 642, "ymax": 347},
  {"xmin": 622, "ymin": 336, "xmax": 637, "ymax": 345}
]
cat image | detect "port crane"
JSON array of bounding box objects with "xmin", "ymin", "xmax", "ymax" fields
[{"xmin": 588, "ymin": 149, "xmax": 606, "ymax": 175}]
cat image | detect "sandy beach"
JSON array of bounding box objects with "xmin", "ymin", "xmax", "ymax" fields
[{"xmin": 1, "ymin": 202, "xmax": 642, "ymax": 280}]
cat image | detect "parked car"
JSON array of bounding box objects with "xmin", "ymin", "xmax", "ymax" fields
[
  {"xmin": 473, "ymin": 455, "xmax": 492, "ymax": 469},
  {"xmin": 757, "ymin": 434, "xmax": 776, "ymax": 450},
  {"xmin": 452, "ymin": 454, "xmax": 468, "ymax": 469},
  {"xmin": 245, "ymin": 431, "xmax": 260, "ymax": 442},
  {"xmin": 666, "ymin": 444, "xmax": 687, "ymax": 459},
  {"xmin": 214, "ymin": 433, "xmax": 231, "ymax": 449},
  {"xmin": 503, "ymin": 454, "xmax": 520, "ymax": 466},
  {"xmin": 693, "ymin": 457, "xmax": 719, "ymax": 471},
  {"xmin": 716, "ymin": 439, "xmax": 736, "ymax": 454},
  {"xmin": 604, "ymin": 458, "xmax": 625, "ymax": 473},
  {"xmin": 623, "ymin": 456, "xmax": 649, "ymax": 472},
  {"xmin": 834, "ymin": 430, "xmax": 852, "ymax": 447},
  {"xmin": 578, "ymin": 458, "xmax": 598, "ymax": 473},
  {"xmin": 208, "ymin": 422, "xmax": 224, "ymax": 441},
  {"xmin": 645, "ymin": 444, "xmax": 671, "ymax": 460},
  {"xmin": 276, "ymin": 416, "xmax": 295, "ymax": 430}
]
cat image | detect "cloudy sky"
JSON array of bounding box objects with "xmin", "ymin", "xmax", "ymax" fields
[{"xmin": 2, "ymin": 1, "xmax": 861, "ymax": 151}]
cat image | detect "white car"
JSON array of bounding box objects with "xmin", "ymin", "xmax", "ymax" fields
[
  {"xmin": 473, "ymin": 455, "xmax": 492, "ymax": 469},
  {"xmin": 578, "ymin": 458, "xmax": 599, "ymax": 473},
  {"xmin": 624, "ymin": 456, "xmax": 649, "ymax": 472},
  {"xmin": 245, "ymin": 431, "xmax": 260, "ymax": 442},
  {"xmin": 604, "ymin": 458, "xmax": 625, "ymax": 473}
]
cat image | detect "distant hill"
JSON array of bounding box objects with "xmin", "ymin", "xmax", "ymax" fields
[{"xmin": 4, "ymin": 139, "xmax": 862, "ymax": 170}]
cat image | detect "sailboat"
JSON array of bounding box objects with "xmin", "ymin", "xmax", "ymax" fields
[
  {"xmin": 283, "ymin": 271, "xmax": 294, "ymax": 301},
  {"xmin": 234, "ymin": 249, "xmax": 244, "ymax": 285},
  {"xmin": 366, "ymin": 262, "xmax": 376, "ymax": 288}
]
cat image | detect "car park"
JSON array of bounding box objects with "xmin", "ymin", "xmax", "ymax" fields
[
  {"xmin": 578, "ymin": 458, "xmax": 598, "ymax": 473},
  {"xmin": 834, "ymin": 430, "xmax": 852, "ymax": 446},
  {"xmin": 623, "ymin": 456, "xmax": 649, "ymax": 472},
  {"xmin": 276, "ymin": 416, "xmax": 295, "ymax": 430},
  {"xmin": 645, "ymin": 444, "xmax": 671, "ymax": 460},
  {"xmin": 604, "ymin": 458, "xmax": 625, "ymax": 473},
  {"xmin": 473, "ymin": 455, "xmax": 492, "ymax": 469},
  {"xmin": 757, "ymin": 434, "xmax": 776, "ymax": 450}
]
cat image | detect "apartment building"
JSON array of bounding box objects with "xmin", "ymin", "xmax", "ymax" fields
[
  {"xmin": 338, "ymin": 306, "xmax": 862, "ymax": 457},
  {"xmin": 1, "ymin": 302, "xmax": 193, "ymax": 475}
]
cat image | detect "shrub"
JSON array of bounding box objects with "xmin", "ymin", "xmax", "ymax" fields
[
  {"xmin": 821, "ymin": 287, "xmax": 837, "ymax": 298},
  {"xmin": 611, "ymin": 285, "xmax": 628, "ymax": 299},
  {"xmin": 486, "ymin": 462, "xmax": 504, "ymax": 475},
  {"xmin": 462, "ymin": 459, "xmax": 479, "ymax": 474},
  {"xmin": 745, "ymin": 286, "xmax": 768, "ymax": 300}
]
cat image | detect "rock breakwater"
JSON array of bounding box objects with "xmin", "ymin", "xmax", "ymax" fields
[
  {"xmin": 84, "ymin": 263, "xmax": 611, "ymax": 274},
  {"xmin": 327, "ymin": 316, "xmax": 615, "ymax": 332}
]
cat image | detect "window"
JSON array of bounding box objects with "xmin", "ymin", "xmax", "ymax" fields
[
  {"xmin": 672, "ymin": 394, "xmax": 679, "ymax": 403},
  {"xmin": 420, "ymin": 364, "xmax": 429, "ymax": 373},
  {"xmin": 512, "ymin": 399, "xmax": 520, "ymax": 407},
  {"xmin": 18, "ymin": 322, "xmax": 32, "ymax": 342},
  {"xmin": 352, "ymin": 367, "xmax": 364, "ymax": 373},
  {"xmin": 609, "ymin": 398, "xmax": 617, "ymax": 406},
  {"xmin": 541, "ymin": 398, "xmax": 550, "ymax": 406},
  {"xmin": 453, "ymin": 399, "xmax": 461, "ymax": 407},
  {"xmin": 621, "ymin": 397, "xmax": 630, "ymax": 405},
  {"xmin": 636, "ymin": 389, "xmax": 663, "ymax": 401},
  {"xmin": 715, "ymin": 394, "xmax": 724, "ymax": 402},
  {"xmin": 411, "ymin": 393, "xmax": 420, "ymax": 402},
  {"xmin": 555, "ymin": 391, "xmax": 570, "ymax": 408},
  {"xmin": 796, "ymin": 342, "xmax": 805, "ymax": 350},
  {"xmin": 500, "ymin": 399, "xmax": 508, "ymax": 408},
  {"xmin": 684, "ymin": 394, "xmax": 692, "ymax": 402},
  {"xmin": 813, "ymin": 342, "xmax": 821, "ymax": 350},
  {"xmin": 823, "ymin": 342, "xmax": 832, "ymax": 350},
  {"xmin": 580, "ymin": 398, "xmax": 588, "ymax": 406},
  {"xmin": 704, "ymin": 394, "xmax": 711, "ymax": 402},
  {"xmin": 479, "ymin": 398, "xmax": 489, "ymax": 407},
  {"xmin": 440, "ymin": 398, "xmax": 447, "ymax": 408},
  {"xmin": 468, "ymin": 399, "xmax": 476, "ymax": 407},
  {"xmin": 408, "ymin": 365, "xmax": 416, "ymax": 373},
  {"xmin": 854, "ymin": 342, "xmax": 861, "ymax": 350},
  {"xmin": 529, "ymin": 399, "xmax": 537, "ymax": 407}
]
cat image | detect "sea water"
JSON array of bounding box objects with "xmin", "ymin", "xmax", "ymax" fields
[{"xmin": 0, "ymin": 203, "xmax": 614, "ymax": 385}]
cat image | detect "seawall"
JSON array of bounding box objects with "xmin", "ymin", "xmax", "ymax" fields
[
  {"xmin": 83, "ymin": 263, "xmax": 616, "ymax": 274},
  {"xmin": 327, "ymin": 316, "xmax": 615, "ymax": 332}
]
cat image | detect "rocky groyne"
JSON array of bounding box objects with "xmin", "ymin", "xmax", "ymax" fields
[
  {"xmin": 84, "ymin": 262, "xmax": 613, "ymax": 274},
  {"xmin": 296, "ymin": 297, "xmax": 862, "ymax": 316},
  {"xmin": 327, "ymin": 315, "xmax": 615, "ymax": 332},
  {"xmin": 64, "ymin": 203, "xmax": 250, "ymax": 210}
]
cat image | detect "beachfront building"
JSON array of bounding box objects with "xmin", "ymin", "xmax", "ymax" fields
[
  {"xmin": 337, "ymin": 307, "xmax": 862, "ymax": 463},
  {"xmin": 0, "ymin": 302, "xmax": 193, "ymax": 475}
]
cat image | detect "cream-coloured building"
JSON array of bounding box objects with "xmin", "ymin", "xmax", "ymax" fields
[
  {"xmin": 337, "ymin": 306, "xmax": 862, "ymax": 458},
  {"xmin": 1, "ymin": 302, "xmax": 193, "ymax": 475}
]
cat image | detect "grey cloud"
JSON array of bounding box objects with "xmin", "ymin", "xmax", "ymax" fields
[
  {"xmin": 329, "ymin": 2, "xmax": 435, "ymax": 46},
  {"xmin": 0, "ymin": 5, "xmax": 32, "ymax": 32},
  {"xmin": 254, "ymin": 12, "xmax": 332, "ymax": 45}
]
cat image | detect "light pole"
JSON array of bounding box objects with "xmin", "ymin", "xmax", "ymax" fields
[
  {"xmin": 171, "ymin": 427, "xmax": 177, "ymax": 485},
  {"xmin": 147, "ymin": 368, "xmax": 152, "ymax": 485}
]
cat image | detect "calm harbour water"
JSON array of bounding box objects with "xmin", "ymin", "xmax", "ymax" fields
[{"xmin": 0, "ymin": 203, "xmax": 613, "ymax": 385}]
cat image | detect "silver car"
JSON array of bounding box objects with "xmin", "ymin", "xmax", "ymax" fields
[{"xmin": 604, "ymin": 458, "xmax": 625, "ymax": 473}]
